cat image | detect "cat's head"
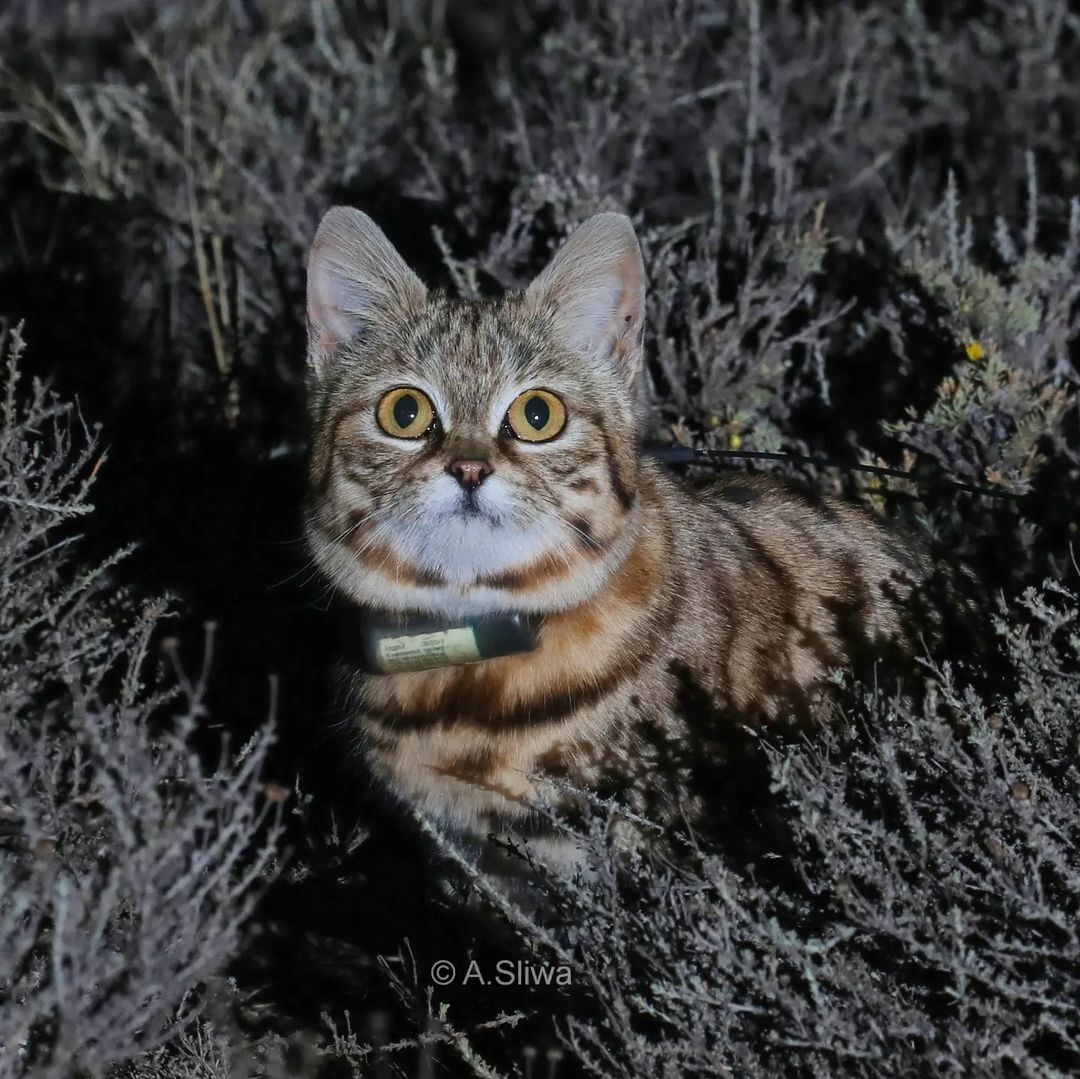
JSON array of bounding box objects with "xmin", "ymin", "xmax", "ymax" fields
[{"xmin": 304, "ymin": 208, "xmax": 648, "ymax": 617}]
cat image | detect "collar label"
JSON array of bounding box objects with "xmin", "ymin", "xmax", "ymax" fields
[{"xmin": 376, "ymin": 626, "xmax": 482, "ymax": 673}]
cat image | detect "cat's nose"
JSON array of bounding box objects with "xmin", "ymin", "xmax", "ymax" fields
[{"xmin": 448, "ymin": 459, "xmax": 493, "ymax": 489}]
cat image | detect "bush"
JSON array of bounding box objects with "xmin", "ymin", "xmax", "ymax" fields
[
  {"xmin": 0, "ymin": 325, "xmax": 280, "ymax": 1077},
  {"xmin": 0, "ymin": 1, "xmax": 1078, "ymax": 1076},
  {"xmin": 431, "ymin": 582, "xmax": 1080, "ymax": 1077}
]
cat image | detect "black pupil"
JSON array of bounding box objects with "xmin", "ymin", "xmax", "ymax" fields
[
  {"xmin": 524, "ymin": 395, "xmax": 550, "ymax": 430},
  {"xmin": 393, "ymin": 393, "xmax": 420, "ymax": 429}
]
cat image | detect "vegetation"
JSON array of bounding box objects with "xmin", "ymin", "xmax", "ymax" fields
[{"xmin": 1, "ymin": 1, "xmax": 1078, "ymax": 1074}]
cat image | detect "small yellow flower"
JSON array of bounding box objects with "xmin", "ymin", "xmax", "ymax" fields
[
  {"xmin": 710, "ymin": 414, "xmax": 721, "ymax": 428},
  {"xmin": 867, "ymin": 476, "xmax": 883, "ymax": 491},
  {"xmin": 728, "ymin": 433, "xmax": 744, "ymax": 450},
  {"xmin": 965, "ymin": 340, "xmax": 985, "ymax": 362}
]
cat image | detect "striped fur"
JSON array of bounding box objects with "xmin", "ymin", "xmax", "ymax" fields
[{"xmin": 305, "ymin": 209, "xmax": 924, "ymax": 863}]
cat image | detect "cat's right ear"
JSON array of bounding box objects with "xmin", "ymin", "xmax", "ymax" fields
[
  {"xmin": 306, "ymin": 207, "xmax": 427, "ymax": 377},
  {"xmin": 524, "ymin": 212, "xmax": 646, "ymax": 388}
]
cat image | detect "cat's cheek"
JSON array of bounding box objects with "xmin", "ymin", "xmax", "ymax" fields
[{"xmin": 564, "ymin": 489, "xmax": 634, "ymax": 551}]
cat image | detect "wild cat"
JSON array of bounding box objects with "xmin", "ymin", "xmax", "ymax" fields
[{"xmin": 304, "ymin": 207, "xmax": 924, "ymax": 866}]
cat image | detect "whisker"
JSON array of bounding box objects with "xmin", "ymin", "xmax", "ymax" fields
[{"xmin": 560, "ymin": 516, "xmax": 603, "ymax": 552}]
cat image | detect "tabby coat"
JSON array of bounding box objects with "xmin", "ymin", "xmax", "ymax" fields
[{"xmin": 304, "ymin": 208, "xmax": 922, "ymax": 860}]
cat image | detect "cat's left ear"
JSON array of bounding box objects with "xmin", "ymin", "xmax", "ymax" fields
[
  {"xmin": 306, "ymin": 207, "xmax": 427, "ymax": 378},
  {"xmin": 524, "ymin": 213, "xmax": 646, "ymax": 385}
]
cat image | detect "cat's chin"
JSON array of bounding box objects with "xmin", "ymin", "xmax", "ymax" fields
[
  {"xmin": 374, "ymin": 512, "xmax": 556, "ymax": 582},
  {"xmin": 308, "ymin": 503, "xmax": 643, "ymax": 621},
  {"xmin": 327, "ymin": 564, "xmax": 625, "ymax": 620}
]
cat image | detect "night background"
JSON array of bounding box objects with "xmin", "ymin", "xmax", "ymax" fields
[{"xmin": 2, "ymin": 1, "xmax": 1080, "ymax": 1075}]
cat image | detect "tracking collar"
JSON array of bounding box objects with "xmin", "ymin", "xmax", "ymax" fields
[{"xmin": 343, "ymin": 604, "xmax": 541, "ymax": 674}]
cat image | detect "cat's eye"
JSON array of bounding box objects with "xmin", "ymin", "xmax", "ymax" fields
[
  {"xmin": 505, "ymin": 389, "xmax": 566, "ymax": 443},
  {"xmin": 376, "ymin": 387, "xmax": 436, "ymax": 439}
]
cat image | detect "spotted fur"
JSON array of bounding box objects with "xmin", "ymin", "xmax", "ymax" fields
[{"xmin": 304, "ymin": 208, "xmax": 924, "ymax": 864}]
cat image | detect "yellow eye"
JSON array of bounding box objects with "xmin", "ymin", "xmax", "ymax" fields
[
  {"xmin": 505, "ymin": 389, "xmax": 566, "ymax": 442},
  {"xmin": 376, "ymin": 387, "xmax": 436, "ymax": 439}
]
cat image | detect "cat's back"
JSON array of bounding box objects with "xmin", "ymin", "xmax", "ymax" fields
[
  {"xmin": 650, "ymin": 465, "xmax": 925, "ymax": 716},
  {"xmin": 699, "ymin": 470, "xmax": 917, "ymax": 573}
]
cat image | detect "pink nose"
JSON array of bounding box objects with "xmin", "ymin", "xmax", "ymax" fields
[{"xmin": 448, "ymin": 459, "xmax": 493, "ymax": 489}]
